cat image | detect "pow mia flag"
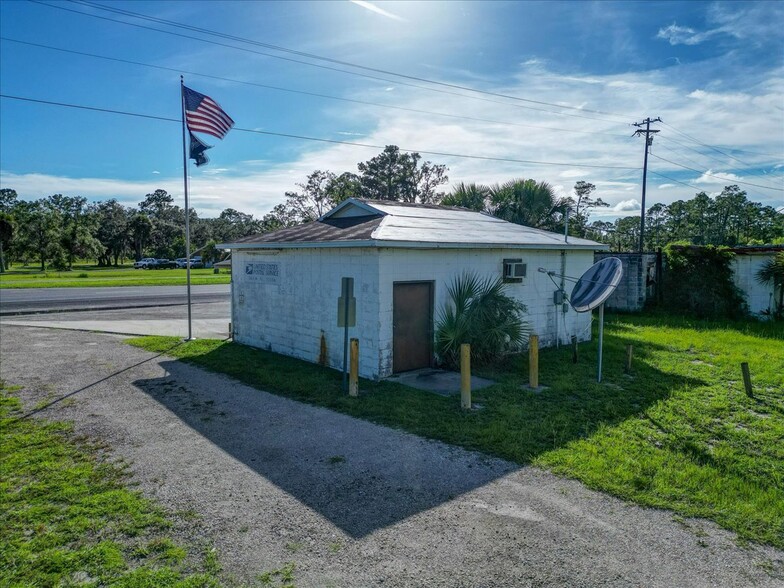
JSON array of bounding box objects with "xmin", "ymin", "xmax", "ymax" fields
[{"xmin": 188, "ymin": 131, "xmax": 212, "ymax": 167}]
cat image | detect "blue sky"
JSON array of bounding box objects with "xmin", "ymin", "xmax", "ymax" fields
[{"xmin": 1, "ymin": 0, "xmax": 782, "ymax": 219}]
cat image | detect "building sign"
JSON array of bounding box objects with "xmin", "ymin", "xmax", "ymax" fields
[
  {"xmin": 244, "ymin": 261, "xmax": 280, "ymax": 284},
  {"xmin": 337, "ymin": 276, "xmax": 356, "ymax": 327}
]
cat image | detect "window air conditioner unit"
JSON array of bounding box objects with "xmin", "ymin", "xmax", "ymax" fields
[{"xmin": 503, "ymin": 259, "xmax": 526, "ymax": 281}]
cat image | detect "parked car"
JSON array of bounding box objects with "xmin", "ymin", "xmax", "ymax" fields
[
  {"xmin": 175, "ymin": 256, "xmax": 204, "ymax": 269},
  {"xmin": 134, "ymin": 258, "xmax": 157, "ymax": 269},
  {"xmin": 149, "ymin": 258, "xmax": 177, "ymax": 269}
]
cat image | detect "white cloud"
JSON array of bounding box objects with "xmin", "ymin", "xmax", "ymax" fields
[
  {"xmin": 3, "ymin": 52, "xmax": 781, "ymax": 221},
  {"xmin": 656, "ymin": 23, "xmax": 721, "ymax": 46},
  {"xmin": 152, "ymin": 170, "xmax": 160, "ymax": 175},
  {"xmin": 559, "ymin": 169, "xmax": 588, "ymax": 178},
  {"xmin": 657, "ymin": 4, "xmax": 784, "ymax": 47},
  {"xmin": 658, "ymin": 183, "xmax": 676, "ymax": 189},
  {"xmin": 0, "ymin": 171, "xmax": 180, "ymax": 209},
  {"xmin": 693, "ymin": 170, "xmax": 744, "ymax": 185},
  {"xmin": 613, "ymin": 199, "xmax": 641, "ymax": 212}
]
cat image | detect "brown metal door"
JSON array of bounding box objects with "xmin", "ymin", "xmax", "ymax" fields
[{"xmin": 393, "ymin": 282, "xmax": 433, "ymax": 373}]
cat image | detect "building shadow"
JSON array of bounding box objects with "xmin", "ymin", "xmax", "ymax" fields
[{"xmin": 132, "ymin": 339, "xmax": 705, "ymax": 539}]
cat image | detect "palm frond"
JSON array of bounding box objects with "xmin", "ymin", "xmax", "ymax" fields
[{"xmin": 435, "ymin": 271, "xmax": 530, "ymax": 368}]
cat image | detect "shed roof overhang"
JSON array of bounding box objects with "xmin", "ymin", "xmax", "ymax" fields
[{"xmin": 220, "ymin": 239, "xmax": 608, "ymax": 251}]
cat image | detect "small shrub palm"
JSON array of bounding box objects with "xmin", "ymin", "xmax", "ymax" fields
[{"xmin": 435, "ymin": 272, "xmax": 529, "ymax": 368}]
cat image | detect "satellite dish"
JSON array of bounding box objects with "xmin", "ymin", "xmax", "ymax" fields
[{"xmin": 570, "ymin": 257, "xmax": 623, "ymax": 313}]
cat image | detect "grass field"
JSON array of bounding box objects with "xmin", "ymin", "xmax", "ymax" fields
[
  {"xmin": 0, "ymin": 263, "xmax": 230, "ymax": 289},
  {"xmin": 128, "ymin": 314, "xmax": 784, "ymax": 548},
  {"xmin": 0, "ymin": 382, "xmax": 223, "ymax": 587}
]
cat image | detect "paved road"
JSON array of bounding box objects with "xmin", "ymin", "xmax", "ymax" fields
[
  {"xmin": 0, "ymin": 284, "xmax": 230, "ymax": 315},
  {"xmin": 2, "ymin": 324, "xmax": 781, "ymax": 588},
  {"xmin": 0, "ymin": 302, "xmax": 231, "ymax": 339}
]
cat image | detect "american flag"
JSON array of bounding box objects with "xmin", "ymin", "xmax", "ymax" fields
[{"xmin": 183, "ymin": 86, "xmax": 234, "ymax": 139}]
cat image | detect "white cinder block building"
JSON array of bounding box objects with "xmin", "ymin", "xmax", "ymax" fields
[
  {"xmin": 730, "ymin": 246, "xmax": 783, "ymax": 317},
  {"xmin": 220, "ymin": 199, "xmax": 608, "ymax": 380}
]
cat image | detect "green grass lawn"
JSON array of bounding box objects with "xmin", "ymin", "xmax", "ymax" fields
[
  {"xmin": 0, "ymin": 382, "xmax": 222, "ymax": 587},
  {"xmin": 0, "ymin": 263, "xmax": 230, "ymax": 288},
  {"xmin": 128, "ymin": 314, "xmax": 784, "ymax": 549}
]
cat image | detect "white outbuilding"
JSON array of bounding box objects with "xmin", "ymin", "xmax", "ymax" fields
[{"xmin": 220, "ymin": 198, "xmax": 608, "ymax": 380}]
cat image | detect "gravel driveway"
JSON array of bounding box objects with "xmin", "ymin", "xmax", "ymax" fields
[{"xmin": 1, "ymin": 324, "xmax": 781, "ymax": 587}]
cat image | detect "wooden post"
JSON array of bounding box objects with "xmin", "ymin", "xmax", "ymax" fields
[
  {"xmin": 529, "ymin": 334, "xmax": 539, "ymax": 389},
  {"xmin": 349, "ymin": 338, "xmax": 359, "ymax": 397},
  {"xmin": 625, "ymin": 344, "xmax": 634, "ymax": 374},
  {"xmin": 571, "ymin": 336, "xmax": 578, "ymax": 364},
  {"xmin": 741, "ymin": 362, "xmax": 753, "ymax": 398},
  {"xmin": 460, "ymin": 343, "xmax": 471, "ymax": 410}
]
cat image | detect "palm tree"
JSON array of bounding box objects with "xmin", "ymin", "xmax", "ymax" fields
[
  {"xmin": 489, "ymin": 179, "xmax": 564, "ymax": 230},
  {"xmin": 756, "ymin": 252, "xmax": 784, "ymax": 319},
  {"xmin": 435, "ymin": 272, "xmax": 529, "ymax": 368},
  {"xmin": 441, "ymin": 182, "xmax": 490, "ymax": 212}
]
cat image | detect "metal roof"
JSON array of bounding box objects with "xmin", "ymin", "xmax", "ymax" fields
[
  {"xmin": 231, "ymin": 215, "xmax": 382, "ymax": 245},
  {"xmin": 220, "ymin": 199, "xmax": 608, "ymax": 251}
]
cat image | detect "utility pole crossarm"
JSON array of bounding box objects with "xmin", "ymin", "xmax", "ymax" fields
[{"xmin": 632, "ymin": 116, "xmax": 662, "ymax": 253}]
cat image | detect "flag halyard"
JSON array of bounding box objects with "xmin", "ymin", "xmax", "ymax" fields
[{"xmin": 183, "ymin": 86, "xmax": 234, "ymax": 140}]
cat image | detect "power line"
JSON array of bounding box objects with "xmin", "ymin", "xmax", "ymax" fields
[
  {"xmin": 653, "ymin": 141, "xmax": 725, "ymax": 177},
  {"xmin": 656, "ymin": 134, "xmax": 784, "ymax": 189},
  {"xmin": 648, "ymin": 165, "xmax": 770, "ymax": 203},
  {"xmin": 659, "ymin": 120, "xmax": 784, "ymax": 182},
  {"xmin": 0, "ymin": 37, "xmax": 630, "ymax": 139},
  {"xmin": 70, "ymin": 0, "xmax": 633, "ymax": 122},
  {"xmin": 28, "ymin": 0, "xmax": 629, "ymax": 125},
  {"xmin": 0, "ymin": 93, "xmax": 642, "ymax": 171},
  {"xmin": 648, "ymin": 170, "xmax": 704, "ymax": 191},
  {"xmin": 659, "ymin": 136, "xmax": 781, "ymax": 186},
  {"xmin": 1, "ymin": 94, "xmax": 179, "ymax": 124},
  {"xmin": 657, "ymin": 134, "xmax": 782, "ymax": 160},
  {"xmin": 649, "ymin": 153, "xmax": 784, "ymax": 191}
]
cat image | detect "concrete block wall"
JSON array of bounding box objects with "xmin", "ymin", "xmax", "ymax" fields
[
  {"xmin": 231, "ymin": 246, "xmax": 597, "ymax": 380},
  {"xmin": 377, "ymin": 247, "xmax": 595, "ymax": 377},
  {"xmin": 231, "ymin": 248, "xmax": 382, "ymax": 379},
  {"xmin": 594, "ymin": 253, "xmax": 657, "ymax": 312},
  {"xmin": 733, "ymin": 254, "xmax": 777, "ymax": 316}
]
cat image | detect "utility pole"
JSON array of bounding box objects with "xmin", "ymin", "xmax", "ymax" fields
[{"xmin": 632, "ymin": 117, "xmax": 661, "ymax": 253}]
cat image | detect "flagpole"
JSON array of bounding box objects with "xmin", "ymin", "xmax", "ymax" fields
[{"xmin": 180, "ymin": 75, "xmax": 193, "ymax": 341}]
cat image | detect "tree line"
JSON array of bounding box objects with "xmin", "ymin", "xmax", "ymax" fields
[
  {"xmin": 1, "ymin": 144, "xmax": 781, "ymax": 271},
  {"xmin": 0, "ymin": 188, "xmax": 265, "ymax": 271},
  {"xmin": 611, "ymin": 185, "xmax": 784, "ymax": 251},
  {"xmin": 269, "ymin": 144, "xmax": 782, "ymax": 250}
]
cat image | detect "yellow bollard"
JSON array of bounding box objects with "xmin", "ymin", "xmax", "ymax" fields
[
  {"xmin": 349, "ymin": 338, "xmax": 359, "ymax": 397},
  {"xmin": 460, "ymin": 343, "xmax": 471, "ymax": 410},
  {"xmin": 529, "ymin": 334, "xmax": 539, "ymax": 389}
]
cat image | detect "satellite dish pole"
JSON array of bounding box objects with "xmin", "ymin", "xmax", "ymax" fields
[
  {"xmin": 542, "ymin": 257, "xmax": 623, "ymax": 382},
  {"xmin": 597, "ymin": 302, "xmax": 604, "ymax": 382}
]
